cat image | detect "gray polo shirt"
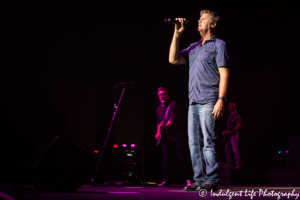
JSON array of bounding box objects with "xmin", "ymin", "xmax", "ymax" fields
[{"xmin": 180, "ymin": 36, "xmax": 231, "ymax": 104}]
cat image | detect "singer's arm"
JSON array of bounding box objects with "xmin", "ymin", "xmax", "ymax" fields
[
  {"xmin": 169, "ymin": 18, "xmax": 187, "ymax": 65},
  {"xmin": 212, "ymin": 67, "xmax": 230, "ymax": 119},
  {"xmin": 169, "ymin": 33, "xmax": 186, "ymax": 65}
]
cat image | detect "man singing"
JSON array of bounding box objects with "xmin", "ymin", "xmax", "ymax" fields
[
  {"xmin": 155, "ymin": 87, "xmax": 192, "ymax": 188},
  {"xmin": 169, "ymin": 10, "xmax": 231, "ymax": 191}
]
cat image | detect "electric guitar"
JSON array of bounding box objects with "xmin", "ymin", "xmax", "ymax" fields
[
  {"xmin": 156, "ymin": 122, "xmax": 164, "ymax": 145},
  {"xmin": 156, "ymin": 104, "xmax": 171, "ymax": 145},
  {"xmin": 222, "ymin": 115, "xmax": 238, "ymax": 142}
]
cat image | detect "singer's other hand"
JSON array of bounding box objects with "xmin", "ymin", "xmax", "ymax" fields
[{"xmin": 174, "ymin": 18, "xmax": 186, "ymax": 34}]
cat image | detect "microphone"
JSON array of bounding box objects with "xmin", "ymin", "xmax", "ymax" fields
[
  {"xmin": 164, "ymin": 19, "xmax": 190, "ymax": 25},
  {"xmin": 120, "ymin": 82, "xmax": 133, "ymax": 85}
]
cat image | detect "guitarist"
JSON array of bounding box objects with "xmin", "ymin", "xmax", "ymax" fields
[
  {"xmin": 222, "ymin": 102, "xmax": 242, "ymax": 169},
  {"xmin": 155, "ymin": 87, "xmax": 192, "ymax": 188}
]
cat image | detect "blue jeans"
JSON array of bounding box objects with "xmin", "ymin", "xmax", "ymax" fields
[
  {"xmin": 225, "ymin": 134, "xmax": 241, "ymax": 167},
  {"xmin": 188, "ymin": 102, "xmax": 218, "ymax": 186}
]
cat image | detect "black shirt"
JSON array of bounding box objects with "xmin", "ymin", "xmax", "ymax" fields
[
  {"xmin": 156, "ymin": 100, "xmax": 182, "ymax": 143},
  {"xmin": 227, "ymin": 112, "xmax": 241, "ymax": 135}
]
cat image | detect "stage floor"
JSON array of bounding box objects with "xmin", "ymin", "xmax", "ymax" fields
[{"xmin": 1, "ymin": 184, "xmax": 300, "ymax": 200}]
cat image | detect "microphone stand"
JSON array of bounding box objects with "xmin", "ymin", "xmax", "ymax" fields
[{"xmin": 91, "ymin": 83, "xmax": 127, "ymax": 184}]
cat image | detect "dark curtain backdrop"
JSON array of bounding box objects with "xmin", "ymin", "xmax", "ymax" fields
[{"xmin": 1, "ymin": 1, "xmax": 299, "ymax": 182}]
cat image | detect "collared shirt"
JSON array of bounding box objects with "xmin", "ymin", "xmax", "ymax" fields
[{"xmin": 180, "ymin": 36, "xmax": 232, "ymax": 104}]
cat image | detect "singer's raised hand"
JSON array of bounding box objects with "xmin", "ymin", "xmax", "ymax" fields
[
  {"xmin": 174, "ymin": 18, "xmax": 186, "ymax": 34},
  {"xmin": 169, "ymin": 18, "xmax": 187, "ymax": 65}
]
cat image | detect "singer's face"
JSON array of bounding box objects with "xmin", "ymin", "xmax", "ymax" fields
[
  {"xmin": 198, "ymin": 13, "xmax": 212, "ymax": 33},
  {"xmin": 158, "ymin": 90, "xmax": 169, "ymax": 105}
]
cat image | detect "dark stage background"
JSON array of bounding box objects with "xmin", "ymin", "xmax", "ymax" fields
[{"xmin": 1, "ymin": 1, "xmax": 299, "ymax": 183}]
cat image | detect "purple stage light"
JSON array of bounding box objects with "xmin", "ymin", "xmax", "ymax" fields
[
  {"xmin": 131, "ymin": 144, "xmax": 136, "ymax": 148},
  {"xmin": 108, "ymin": 192, "xmax": 141, "ymax": 194},
  {"xmin": 122, "ymin": 144, "xmax": 127, "ymax": 147},
  {"xmin": 286, "ymin": 151, "xmax": 289, "ymax": 153}
]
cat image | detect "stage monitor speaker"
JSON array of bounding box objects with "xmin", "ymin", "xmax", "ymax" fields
[
  {"xmin": 27, "ymin": 135, "xmax": 96, "ymax": 192},
  {"xmin": 288, "ymin": 133, "xmax": 300, "ymax": 170}
]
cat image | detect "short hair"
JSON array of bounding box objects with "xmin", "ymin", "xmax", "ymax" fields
[
  {"xmin": 200, "ymin": 9, "xmax": 221, "ymax": 33},
  {"xmin": 229, "ymin": 102, "xmax": 237, "ymax": 111},
  {"xmin": 157, "ymin": 87, "xmax": 168, "ymax": 93}
]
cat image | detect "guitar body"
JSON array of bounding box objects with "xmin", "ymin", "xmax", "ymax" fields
[
  {"xmin": 223, "ymin": 114, "xmax": 238, "ymax": 142},
  {"xmin": 156, "ymin": 123, "xmax": 165, "ymax": 145},
  {"xmin": 222, "ymin": 130, "xmax": 231, "ymax": 142}
]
